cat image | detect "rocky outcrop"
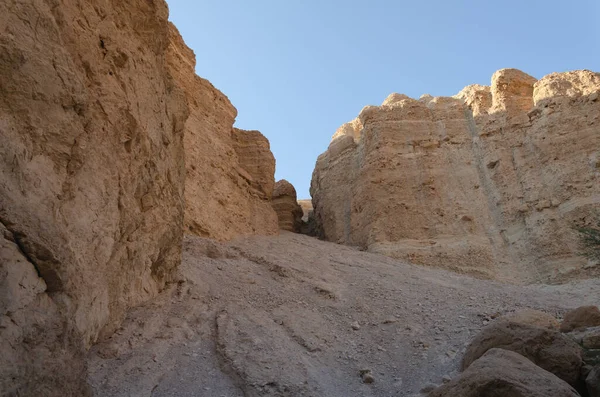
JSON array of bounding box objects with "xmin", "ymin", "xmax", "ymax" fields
[
  {"xmin": 272, "ymin": 180, "xmax": 304, "ymax": 232},
  {"xmin": 0, "ymin": 1, "xmax": 189, "ymax": 394},
  {"xmin": 0, "ymin": 2, "xmax": 281, "ymax": 394},
  {"xmin": 311, "ymin": 68, "xmax": 600, "ymax": 283},
  {"xmin": 167, "ymin": 27, "xmax": 278, "ymax": 240},
  {"xmin": 461, "ymin": 320, "xmax": 582, "ymax": 386},
  {"xmin": 430, "ymin": 348, "xmax": 579, "ymax": 397},
  {"xmin": 298, "ymin": 199, "xmax": 313, "ymax": 222}
]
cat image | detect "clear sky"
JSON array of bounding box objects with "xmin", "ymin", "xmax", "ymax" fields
[{"xmin": 167, "ymin": 0, "xmax": 599, "ymax": 198}]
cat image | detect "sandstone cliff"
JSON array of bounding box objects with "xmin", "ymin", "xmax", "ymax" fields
[
  {"xmin": 0, "ymin": 2, "xmax": 280, "ymax": 394},
  {"xmin": 311, "ymin": 69, "xmax": 600, "ymax": 283},
  {"xmin": 167, "ymin": 26, "xmax": 278, "ymax": 240},
  {"xmin": 0, "ymin": 1, "xmax": 189, "ymax": 394},
  {"xmin": 272, "ymin": 180, "xmax": 304, "ymax": 232}
]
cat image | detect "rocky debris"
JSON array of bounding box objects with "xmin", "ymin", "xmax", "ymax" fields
[
  {"xmin": 87, "ymin": 233, "xmax": 600, "ymax": 396},
  {"xmin": 500, "ymin": 308, "xmax": 561, "ymax": 329},
  {"xmin": 359, "ymin": 369, "xmax": 375, "ymax": 384},
  {"xmin": 430, "ymin": 348, "xmax": 579, "ymax": 397},
  {"xmin": 167, "ymin": 26, "xmax": 278, "ymax": 240},
  {"xmin": 461, "ymin": 321, "xmax": 582, "ymax": 385},
  {"xmin": 588, "ymin": 365, "xmax": 600, "ymax": 397},
  {"xmin": 567, "ymin": 326, "xmax": 600, "ymax": 348},
  {"xmin": 271, "ymin": 180, "xmax": 304, "ymax": 232},
  {"xmin": 561, "ymin": 306, "xmax": 600, "ymax": 332},
  {"xmin": 311, "ymin": 68, "xmax": 600, "ymax": 283}
]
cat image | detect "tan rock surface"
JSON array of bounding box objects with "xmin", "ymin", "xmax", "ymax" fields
[
  {"xmin": 0, "ymin": 0, "xmax": 187, "ymax": 350},
  {"xmin": 87, "ymin": 232, "xmax": 600, "ymax": 396},
  {"xmin": 271, "ymin": 180, "xmax": 304, "ymax": 232},
  {"xmin": 561, "ymin": 306, "xmax": 600, "ymax": 332},
  {"xmin": 167, "ymin": 27, "xmax": 278, "ymax": 240},
  {"xmin": 430, "ymin": 348, "xmax": 579, "ymax": 397},
  {"xmin": 311, "ymin": 68, "xmax": 600, "ymax": 283},
  {"xmin": 461, "ymin": 320, "xmax": 582, "ymax": 385},
  {"xmin": 501, "ymin": 309, "xmax": 560, "ymax": 330},
  {"xmin": 1, "ymin": 2, "xmax": 278, "ymax": 394},
  {"xmin": 0, "ymin": 3, "xmax": 188, "ymax": 395}
]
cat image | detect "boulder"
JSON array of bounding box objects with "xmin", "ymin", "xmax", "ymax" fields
[
  {"xmin": 500, "ymin": 309, "xmax": 560, "ymax": 330},
  {"xmin": 462, "ymin": 321, "xmax": 582, "ymax": 386},
  {"xmin": 430, "ymin": 348, "xmax": 579, "ymax": 397},
  {"xmin": 587, "ymin": 365, "xmax": 600, "ymax": 397},
  {"xmin": 566, "ymin": 326, "xmax": 600, "ymax": 367},
  {"xmin": 561, "ymin": 306, "xmax": 600, "ymax": 332},
  {"xmin": 271, "ymin": 180, "xmax": 304, "ymax": 232}
]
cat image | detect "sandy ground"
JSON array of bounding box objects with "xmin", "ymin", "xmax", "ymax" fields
[{"xmin": 87, "ymin": 232, "xmax": 600, "ymax": 396}]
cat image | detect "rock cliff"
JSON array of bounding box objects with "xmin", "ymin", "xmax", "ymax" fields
[
  {"xmin": 0, "ymin": 1, "xmax": 188, "ymax": 394},
  {"xmin": 168, "ymin": 26, "xmax": 278, "ymax": 241},
  {"xmin": 0, "ymin": 2, "xmax": 278, "ymax": 394},
  {"xmin": 311, "ymin": 69, "xmax": 600, "ymax": 283},
  {"xmin": 272, "ymin": 180, "xmax": 304, "ymax": 232}
]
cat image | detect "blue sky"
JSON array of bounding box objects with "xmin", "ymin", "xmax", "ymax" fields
[{"xmin": 167, "ymin": 0, "xmax": 599, "ymax": 198}]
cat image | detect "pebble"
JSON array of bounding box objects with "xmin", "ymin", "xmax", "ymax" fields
[{"xmin": 351, "ymin": 321, "xmax": 361, "ymax": 330}]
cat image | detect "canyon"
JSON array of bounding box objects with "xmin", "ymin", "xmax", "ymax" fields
[{"xmin": 0, "ymin": 0, "xmax": 598, "ymax": 396}]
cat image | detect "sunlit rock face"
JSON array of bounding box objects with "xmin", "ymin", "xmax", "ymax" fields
[
  {"xmin": 168, "ymin": 26, "xmax": 278, "ymax": 241},
  {"xmin": 311, "ymin": 69, "xmax": 600, "ymax": 283}
]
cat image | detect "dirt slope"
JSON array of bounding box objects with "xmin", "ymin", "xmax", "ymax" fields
[{"xmin": 87, "ymin": 233, "xmax": 600, "ymax": 396}]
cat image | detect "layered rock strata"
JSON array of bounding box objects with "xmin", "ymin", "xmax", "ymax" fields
[
  {"xmin": 167, "ymin": 26, "xmax": 278, "ymax": 240},
  {"xmin": 311, "ymin": 69, "xmax": 600, "ymax": 282},
  {"xmin": 271, "ymin": 180, "xmax": 304, "ymax": 232}
]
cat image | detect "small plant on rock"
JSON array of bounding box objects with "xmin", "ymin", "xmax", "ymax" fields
[{"xmin": 576, "ymin": 214, "xmax": 600, "ymax": 261}]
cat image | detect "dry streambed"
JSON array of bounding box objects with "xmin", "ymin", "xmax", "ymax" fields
[{"xmin": 88, "ymin": 232, "xmax": 600, "ymax": 396}]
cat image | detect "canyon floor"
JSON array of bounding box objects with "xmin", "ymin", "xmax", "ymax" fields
[{"xmin": 87, "ymin": 232, "xmax": 600, "ymax": 397}]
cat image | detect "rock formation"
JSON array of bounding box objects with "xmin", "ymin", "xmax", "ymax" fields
[
  {"xmin": 298, "ymin": 199, "xmax": 314, "ymax": 222},
  {"xmin": 0, "ymin": 1, "xmax": 189, "ymax": 394},
  {"xmin": 430, "ymin": 348, "xmax": 580, "ymax": 397},
  {"xmin": 167, "ymin": 26, "xmax": 278, "ymax": 240},
  {"xmin": 0, "ymin": 2, "xmax": 279, "ymax": 394},
  {"xmin": 271, "ymin": 180, "xmax": 304, "ymax": 232},
  {"xmin": 311, "ymin": 68, "xmax": 600, "ymax": 283}
]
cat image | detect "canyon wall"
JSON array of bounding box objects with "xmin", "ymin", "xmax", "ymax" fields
[
  {"xmin": 311, "ymin": 69, "xmax": 600, "ymax": 283},
  {"xmin": 168, "ymin": 26, "xmax": 278, "ymax": 241},
  {"xmin": 0, "ymin": 1, "xmax": 188, "ymax": 394},
  {"xmin": 0, "ymin": 2, "xmax": 278, "ymax": 394}
]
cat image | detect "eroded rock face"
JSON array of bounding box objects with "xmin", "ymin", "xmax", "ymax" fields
[
  {"xmin": 167, "ymin": 26, "xmax": 278, "ymax": 240},
  {"xmin": 430, "ymin": 348, "xmax": 579, "ymax": 397},
  {"xmin": 311, "ymin": 68, "xmax": 600, "ymax": 283},
  {"xmin": 0, "ymin": 0, "xmax": 189, "ymax": 393},
  {"xmin": 0, "ymin": 0, "xmax": 188, "ymax": 347},
  {"xmin": 272, "ymin": 180, "xmax": 304, "ymax": 232}
]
